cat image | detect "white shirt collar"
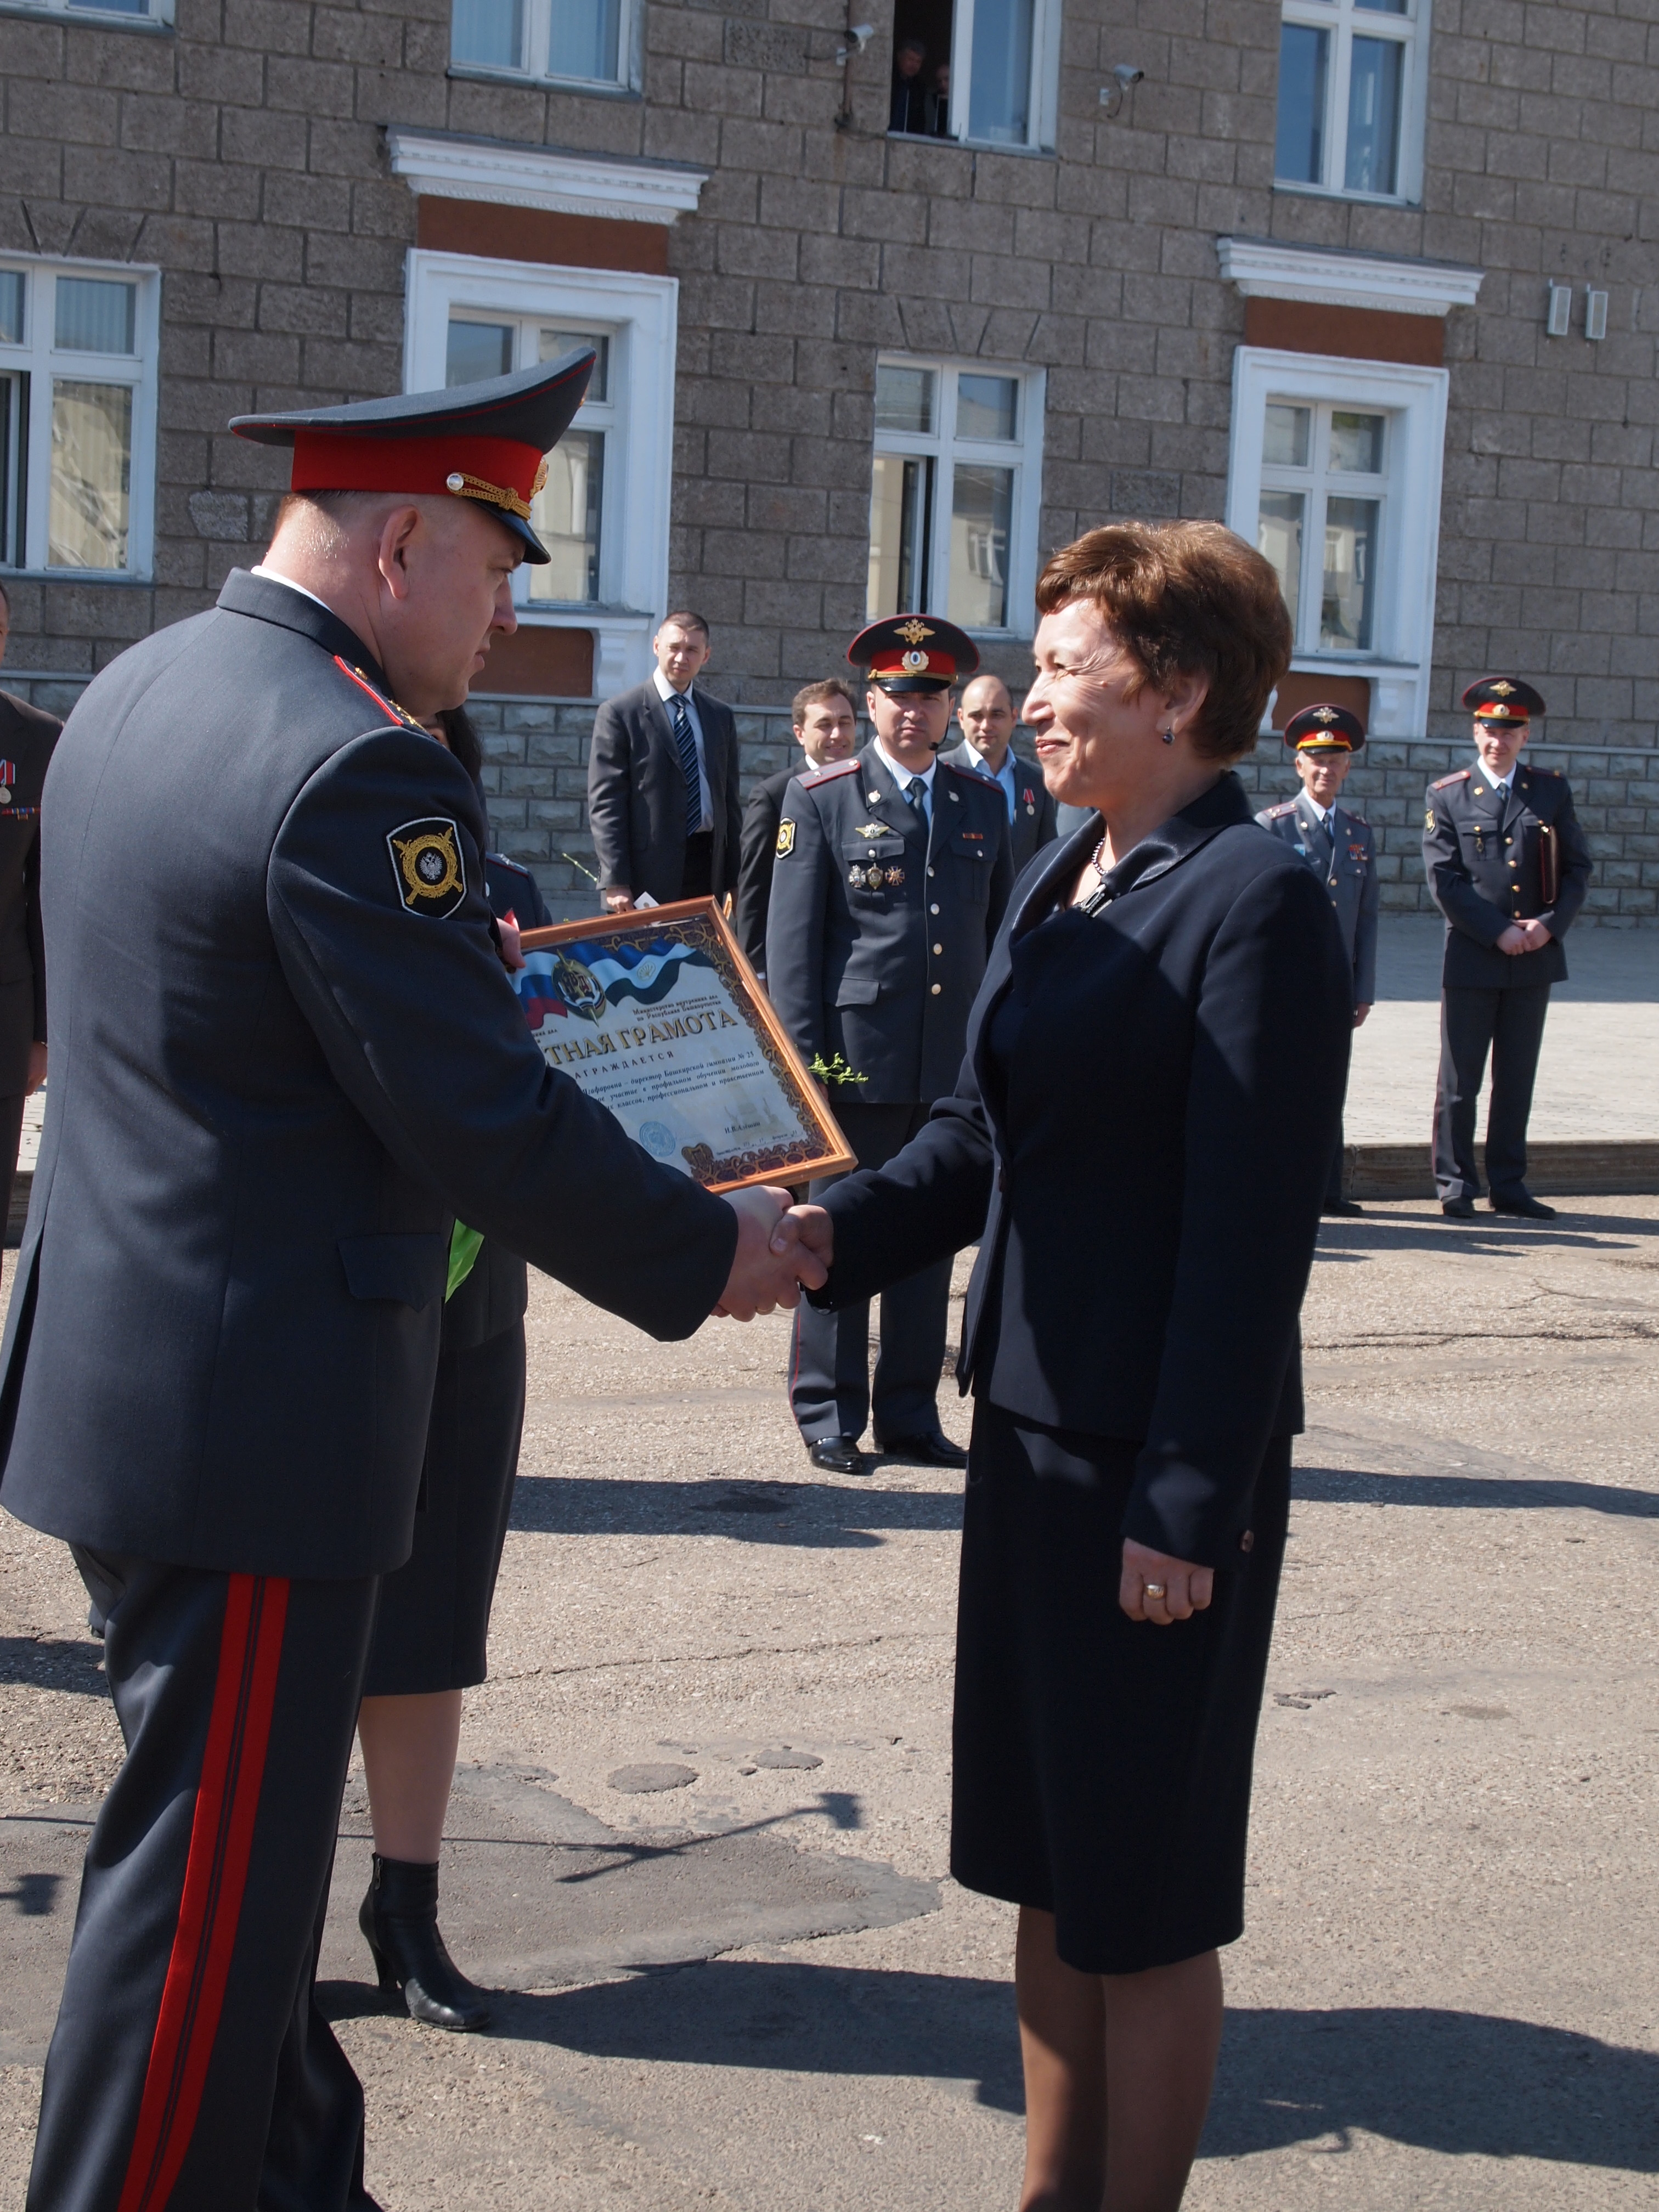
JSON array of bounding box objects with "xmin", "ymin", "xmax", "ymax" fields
[
  {"xmin": 653, "ymin": 667, "xmax": 694, "ymax": 704},
  {"xmin": 1476, "ymin": 758, "xmax": 1513, "ymax": 793},
  {"xmin": 1300, "ymin": 791, "xmax": 1330, "ymax": 822},
  {"xmin": 249, "ymin": 564, "xmax": 337, "ymax": 618},
  {"xmin": 874, "ymin": 737, "xmax": 935, "ymax": 794},
  {"xmin": 965, "ymin": 738, "xmax": 1013, "ymax": 785}
]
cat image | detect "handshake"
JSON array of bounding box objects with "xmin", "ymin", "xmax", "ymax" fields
[{"xmin": 713, "ymin": 1188, "xmax": 835, "ymax": 1321}]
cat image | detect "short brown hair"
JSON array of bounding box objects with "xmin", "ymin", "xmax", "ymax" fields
[
  {"xmin": 659, "ymin": 609, "xmax": 710, "ymax": 641},
  {"xmin": 1035, "ymin": 521, "xmax": 1291, "ymax": 763},
  {"xmin": 792, "ymin": 678, "xmax": 856, "ymax": 726}
]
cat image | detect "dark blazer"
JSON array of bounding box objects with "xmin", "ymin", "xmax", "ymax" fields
[
  {"xmin": 587, "ymin": 678, "xmax": 742, "ymax": 906},
  {"xmin": 941, "ymin": 740, "xmax": 1058, "ymax": 874},
  {"xmin": 732, "ymin": 761, "xmax": 799, "ymax": 977},
  {"xmin": 0, "ymin": 572, "xmax": 736, "ymax": 1581},
  {"xmin": 1422, "ymin": 759, "xmax": 1592, "ymax": 989},
  {"xmin": 810, "ymin": 775, "xmax": 1353, "ymax": 1566},
  {"xmin": 1256, "ymin": 791, "xmax": 1380, "ymax": 1005},
  {"xmin": 0, "ymin": 691, "xmax": 60, "ymax": 1095},
  {"xmin": 765, "ymin": 742, "xmax": 1014, "ymax": 1107}
]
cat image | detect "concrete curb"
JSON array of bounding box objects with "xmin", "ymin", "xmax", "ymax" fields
[{"xmin": 1347, "ymin": 1139, "xmax": 1659, "ymax": 1200}]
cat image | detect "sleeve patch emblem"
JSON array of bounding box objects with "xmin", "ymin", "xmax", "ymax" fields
[
  {"xmin": 1425, "ymin": 809, "xmax": 1435, "ymax": 832},
  {"xmin": 388, "ymin": 817, "xmax": 466, "ymax": 917},
  {"xmin": 775, "ymin": 818, "xmax": 796, "ymax": 858}
]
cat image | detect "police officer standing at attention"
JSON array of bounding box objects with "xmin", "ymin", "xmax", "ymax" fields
[
  {"xmin": 766, "ymin": 616, "xmax": 1012, "ymax": 1475},
  {"xmin": 1256, "ymin": 702, "xmax": 1378, "ymax": 1214},
  {"xmin": 1424, "ymin": 677, "xmax": 1592, "ymax": 1221},
  {"xmin": 0, "ymin": 357, "xmax": 820, "ymax": 2212}
]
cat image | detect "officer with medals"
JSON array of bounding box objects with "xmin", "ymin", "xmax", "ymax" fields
[
  {"xmin": 766, "ymin": 616, "xmax": 1013, "ymax": 1475},
  {"xmin": 1256, "ymin": 702, "xmax": 1378, "ymax": 1214},
  {"xmin": 0, "ymin": 359, "xmax": 819, "ymax": 2211},
  {"xmin": 1423, "ymin": 677, "xmax": 1593, "ymax": 1220}
]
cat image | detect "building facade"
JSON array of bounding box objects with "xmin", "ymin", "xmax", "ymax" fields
[{"xmin": 2, "ymin": 0, "xmax": 1658, "ymax": 917}]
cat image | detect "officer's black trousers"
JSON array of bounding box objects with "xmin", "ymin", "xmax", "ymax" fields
[
  {"xmin": 789, "ymin": 1099, "xmax": 951, "ymax": 1446},
  {"xmin": 29, "ymin": 1553, "xmax": 381, "ymax": 2212},
  {"xmin": 1432, "ymin": 983, "xmax": 1551, "ymax": 1202}
]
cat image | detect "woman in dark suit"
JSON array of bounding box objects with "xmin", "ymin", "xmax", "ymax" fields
[{"xmin": 792, "ymin": 523, "xmax": 1353, "ymax": 2208}]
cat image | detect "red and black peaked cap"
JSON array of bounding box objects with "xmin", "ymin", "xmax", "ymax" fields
[
  {"xmin": 849, "ymin": 614, "xmax": 981, "ymax": 695},
  {"xmin": 229, "ymin": 352, "xmax": 596, "ymax": 564}
]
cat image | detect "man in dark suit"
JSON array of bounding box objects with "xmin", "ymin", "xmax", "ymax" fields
[
  {"xmin": 587, "ymin": 612, "xmax": 742, "ymax": 911},
  {"xmin": 1424, "ymin": 676, "xmax": 1592, "ymax": 1221},
  {"xmin": 0, "ymin": 360, "xmax": 817, "ymax": 2212},
  {"xmin": 0, "ymin": 580, "xmax": 58, "ymax": 1237},
  {"xmin": 733, "ymin": 678, "xmax": 857, "ymax": 979},
  {"xmin": 766, "ymin": 615, "xmax": 1012, "ymax": 1475},
  {"xmin": 942, "ymin": 670, "xmax": 1057, "ymax": 876},
  {"xmin": 1256, "ymin": 702, "xmax": 1379, "ymax": 1216}
]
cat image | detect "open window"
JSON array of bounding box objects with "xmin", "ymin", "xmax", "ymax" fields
[{"xmin": 889, "ymin": 0, "xmax": 1059, "ymax": 150}]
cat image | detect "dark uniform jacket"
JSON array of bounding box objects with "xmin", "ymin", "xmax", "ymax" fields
[
  {"xmin": 0, "ymin": 572, "xmax": 736, "ymax": 1580},
  {"xmin": 587, "ymin": 678, "xmax": 742, "ymax": 906},
  {"xmin": 1256, "ymin": 791, "xmax": 1380, "ymax": 1005},
  {"xmin": 732, "ymin": 762, "xmax": 799, "ymax": 978},
  {"xmin": 0, "ymin": 691, "xmax": 60, "ymax": 1096},
  {"xmin": 765, "ymin": 741, "xmax": 1013, "ymax": 1108},
  {"xmin": 940, "ymin": 740, "xmax": 1058, "ymax": 875},
  {"xmin": 1422, "ymin": 759, "xmax": 1592, "ymax": 989},
  {"xmin": 808, "ymin": 776, "xmax": 1353, "ymax": 1566}
]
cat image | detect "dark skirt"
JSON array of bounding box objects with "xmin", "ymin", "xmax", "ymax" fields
[
  {"xmin": 950, "ymin": 1397, "xmax": 1291, "ymax": 1976},
  {"xmin": 361, "ymin": 1321, "xmax": 527, "ymax": 1698}
]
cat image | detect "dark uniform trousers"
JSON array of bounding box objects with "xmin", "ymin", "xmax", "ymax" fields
[
  {"xmin": 1434, "ymin": 985, "xmax": 1551, "ymax": 1203},
  {"xmin": 30, "ymin": 1556, "xmax": 380, "ymax": 2212}
]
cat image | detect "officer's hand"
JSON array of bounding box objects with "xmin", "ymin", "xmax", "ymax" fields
[
  {"xmin": 1120, "ymin": 1538, "xmax": 1214, "ymax": 1626},
  {"xmin": 1496, "ymin": 923, "xmax": 1530, "ymax": 954},
  {"xmin": 1353, "ymin": 1002, "xmax": 1371, "ymax": 1028},
  {"xmin": 783, "ymin": 1204, "xmax": 833, "ymax": 1277},
  {"xmin": 24, "ymin": 1041, "xmax": 46, "ymax": 1096},
  {"xmin": 1520, "ymin": 917, "xmax": 1552, "ymax": 952},
  {"xmin": 602, "ymin": 889, "xmax": 635, "ymax": 914},
  {"xmin": 495, "ymin": 912, "xmax": 526, "ymax": 972},
  {"xmin": 713, "ymin": 1186, "xmax": 828, "ymax": 1320}
]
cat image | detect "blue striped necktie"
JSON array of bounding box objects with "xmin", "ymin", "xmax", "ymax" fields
[{"xmin": 671, "ymin": 692, "xmax": 702, "ymax": 836}]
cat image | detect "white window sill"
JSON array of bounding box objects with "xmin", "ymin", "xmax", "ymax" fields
[
  {"xmin": 0, "ymin": 567, "xmax": 150, "ymax": 585},
  {"xmin": 1272, "ymin": 180, "xmax": 1420, "ymax": 212},
  {"xmin": 886, "ymin": 129, "xmax": 1054, "ymax": 159},
  {"xmin": 0, "ymin": 0, "xmax": 171, "ymax": 24},
  {"xmin": 445, "ymin": 63, "xmax": 637, "ymax": 98}
]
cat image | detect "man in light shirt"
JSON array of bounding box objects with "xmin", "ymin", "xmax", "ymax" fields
[{"xmin": 942, "ymin": 671, "xmax": 1057, "ymax": 874}]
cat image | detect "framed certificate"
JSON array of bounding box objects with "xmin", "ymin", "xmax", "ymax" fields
[{"xmin": 515, "ymin": 899, "xmax": 856, "ymax": 1194}]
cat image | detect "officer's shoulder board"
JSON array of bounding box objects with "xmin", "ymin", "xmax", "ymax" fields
[
  {"xmin": 1345, "ymin": 808, "xmax": 1370, "ymax": 827},
  {"xmin": 487, "ymin": 850, "xmax": 534, "ymax": 881},
  {"xmin": 332, "ymin": 656, "xmax": 425, "ymax": 731},
  {"xmin": 799, "ymin": 759, "xmax": 861, "ymax": 789},
  {"xmin": 1431, "ymin": 769, "xmax": 1470, "ymax": 790},
  {"xmin": 940, "ymin": 758, "xmax": 995, "ymax": 789},
  {"xmin": 1262, "ymin": 800, "xmax": 1297, "ymax": 819}
]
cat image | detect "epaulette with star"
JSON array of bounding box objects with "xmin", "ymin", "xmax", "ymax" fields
[
  {"xmin": 800, "ymin": 759, "xmax": 861, "ymax": 787},
  {"xmin": 1431, "ymin": 769, "xmax": 1470, "ymax": 789},
  {"xmin": 1264, "ymin": 800, "xmax": 1297, "ymax": 817},
  {"xmin": 332, "ymin": 656, "xmax": 424, "ymax": 731}
]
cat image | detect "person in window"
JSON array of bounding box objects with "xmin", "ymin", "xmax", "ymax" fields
[
  {"xmin": 889, "ymin": 36, "xmax": 930, "ymax": 133},
  {"xmin": 928, "ymin": 60, "xmax": 953, "ymax": 134},
  {"xmin": 0, "ymin": 579, "xmax": 58, "ymax": 1242},
  {"xmin": 785, "ymin": 523, "xmax": 1352, "ymax": 2209}
]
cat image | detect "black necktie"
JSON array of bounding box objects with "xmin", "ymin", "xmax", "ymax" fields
[
  {"xmin": 906, "ymin": 775, "xmax": 928, "ymax": 821},
  {"xmin": 671, "ymin": 692, "xmax": 702, "ymax": 837}
]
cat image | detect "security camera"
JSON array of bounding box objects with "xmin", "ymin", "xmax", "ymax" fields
[
  {"xmin": 1113, "ymin": 63, "xmax": 1144, "ymax": 87},
  {"xmin": 848, "ymin": 22, "xmax": 874, "ymax": 49}
]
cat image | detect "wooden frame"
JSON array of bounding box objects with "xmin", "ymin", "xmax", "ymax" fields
[{"xmin": 517, "ymin": 897, "xmax": 855, "ymax": 1193}]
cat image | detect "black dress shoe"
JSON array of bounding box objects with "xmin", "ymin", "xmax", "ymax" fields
[
  {"xmin": 1441, "ymin": 1197, "xmax": 1476, "ymax": 1220},
  {"xmin": 1322, "ymin": 1199, "xmax": 1364, "ymax": 1216},
  {"xmin": 877, "ymin": 1432, "xmax": 969, "ymax": 1469},
  {"xmin": 1489, "ymin": 1192, "xmax": 1557, "ymax": 1220},
  {"xmin": 360, "ymin": 1854, "xmax": 491, "ymax": 2031},
  {"xmin": 808, "ymin": 1435, "xmax": 868, "ymax": 1475}
]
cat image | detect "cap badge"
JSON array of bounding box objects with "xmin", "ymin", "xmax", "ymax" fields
[
  {"xmin": 1491, "ymin": 681, "xmax": 1516, "ymax": 696},
  {"xmin": 896, "ymin": 619, "xmax": 934, "ymax": 646},
  {"xmin": 901, "ymin": 650, "xmax": 930, "ymax": 672},
  {"xmin": 531, "ymin": 455, "xmax": 549, "ymax": 497},
  {"xmin": 1311, "ymin": 707, "xmax": 1338, "ymax": 724}
]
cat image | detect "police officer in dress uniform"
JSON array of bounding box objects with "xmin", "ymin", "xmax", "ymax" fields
[
  {"xmin": 1424, "ymin": 677, "xmax": 1593, "ymax": 1221},
  {"xmin": 1256, "ymin": 703, "xmax": 1379, "ymax": 1215},
  {"xmin": 0, "ymin": 358, "xmax": 814, "ymax": 2212},
  {"xmin": 766, "ymin": 616, "xmax": 1013, "ymax": 1475}
]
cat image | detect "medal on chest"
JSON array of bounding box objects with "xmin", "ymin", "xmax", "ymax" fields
[{"xmin": 0, "ymin": 762, "xmax": 14, "ymax": 807}]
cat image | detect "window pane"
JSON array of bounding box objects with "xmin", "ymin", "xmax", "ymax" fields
[
  {"xmin": 451, "ymin": 0, "xmax": 522, "ymax": 70},
  {"xmin": 867, "ymin": 452, "xmax": 934, "ymax": 618},
  {"xmin": 549, "ymin": 0, "xmax": 620, "ymax": 81},
  {"xmin": 73, "ymin": 0, "xmax": 153, "ymax": 15},
  {"xmin": 0, "ymin": 273, "xmax": 21, "ymax": 346},
  {"xmin": 1322, "ymin": 498, "xmax": 1379, "ymax": 650},
  {"xmin": 54, "ymin": 278, "xmax": 136, "ymax": 356},
  {"xmin": 1275, "ymin": 24, "xmax": 1329, "ymax": 185},
  {"xmin": 956, "ymin": 374, "xmax": 1018, "ymax": 442},
  {"xmin": 538, "ymin": 326, "xmax": 609, "ymax": 403},
  {"xmin": 1345, "ymin": 36, "xmax": 1403, "ymax": 195},
  {"xmin": 1263, "ymin": 404, "xmax": 1311, "ymax": 469},
  {"xmin": 1355, "ymin": 0, "xmax": 1407, "ymax": 13},
  {"xmin": 50, "ymin": 380, "xmax": 131, "ymax": 570},
  {"xmin": 948, "ymin": 464, "xmax": 1012, "ymax": 628},
  {"xmin": 1258, "ymin": 490, "xmax": 1304, "ymax": 636},
  {"xmin": 0, "ymin": 374, "xmax": 24, "ymax": 568},
  {"xmin": 1329, "ymin": 410, "xmax": 1386, "ymax": 475},
  {"xmin": 968, "ymin": 0, "xmax": 1034, "ymax": 144},
  {"xmin": 875, "ymin": 364, "xmax": 935, "ymax": 436},
  {"xmin": 446, "ymin": 320, "xmax": 515, "ymax": 386},
  {"xmin": 529, "ymin": 430, "xmax": 603, "ymax": 602}
]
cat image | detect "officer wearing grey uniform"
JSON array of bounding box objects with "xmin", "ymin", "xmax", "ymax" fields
[
  {"xmin": 1256, "ymin": 702, "xmax": 1378, "ymax": 1214},
  {"xmin": 766, "ymin": 616, "xmax": 1012, "ymax": 1474}
]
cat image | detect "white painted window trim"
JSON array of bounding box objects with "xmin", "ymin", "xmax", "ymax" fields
[
  {"xmin": 404, "ymin": 249, "xmax": 678, "ymax": 696},
  {"xmin": 890, "ymin": 0, "xmax": 1060, "ymax": 151},
  {"xmin": 870, "ymin": 353, "xmax": 1046, "ymax": 638},
  {"xmin": 388, "ymin": 133, "xmax": 707, "ymax": 227},
  {"xmin": 1216, "ymin": 237, "xmax": 1483, "ymax": 319},
  {"xmin": 1226, "ymin": 346, "xmax": 1449, "ymax": 738},
  {"xmin": 1276, "ymin": 0, "xmax": 1432, "ymax": 207},
  {"xmin": 0, "ymin": 252, "xmax": 160, "ymax": 583},
  {"xmin": 445, "ymin": 0, "xmax": 638, "ymax": 93},
  {"xmin": 0, "ymin": 0, "xmax": 172, "ymax": 21}
]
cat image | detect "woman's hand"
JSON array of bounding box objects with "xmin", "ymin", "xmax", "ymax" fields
[{"xmin": 1120, "ymin": 1538, "xmax": 1213, "ymax": 1625}]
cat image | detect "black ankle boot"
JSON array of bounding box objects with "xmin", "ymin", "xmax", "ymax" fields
[{"xmin": 359, "ymin": 1854, "xmax": 490, "ymax": 2032}]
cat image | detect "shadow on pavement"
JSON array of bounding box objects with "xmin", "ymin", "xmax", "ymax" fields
[
  {"xmin": 0, "ymin": 1635, "xmax": 107, "ymax": 1697},
  {"xmin": 1294, "ymin": 1464, "xmax": 1659, "ymax": 1518},
  {"xmin": 511, "ymin": 1475, "xmax": 963, "ymax": 1546},
  {"xmin": 1315, "ymin": 1209, "xmax": 1659, "ymax": 1260}
]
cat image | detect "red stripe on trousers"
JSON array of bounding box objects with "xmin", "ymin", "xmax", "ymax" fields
[{"xmin": 115, "ymin": 1573, "xmax": 290, "ymax": 2212}]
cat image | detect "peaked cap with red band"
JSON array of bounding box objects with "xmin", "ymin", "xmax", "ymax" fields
[
  {"xmin": 1283, "ymin": 701, "xmax": 1365, "ymax": 753},
  {"xmin": 229, "ymin": 352, "xmax": 595, "ymax": 563},
  {"xmin": 1462, "ymin": 675, "xmax": 1546, "ymax": 724},
  {"xmin": 849, "ymin": 614, "xmax": 980, "ymax": 694}
]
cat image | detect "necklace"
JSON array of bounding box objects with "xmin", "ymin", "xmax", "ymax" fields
[{"xmin": 1079, "ymin": 837, "xmax": 1114, "ymax": 917}]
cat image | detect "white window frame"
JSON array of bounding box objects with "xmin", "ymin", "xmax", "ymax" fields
[
  {"xmin": 1226, "ymin": 347, "xmax": 1448, "ymax": 737},
  {"xmin": 890, "ymin": 0, "xmax": 1061, "ymax": 153},
  {"xmin": 405, "ymin": 250, "xmax": 676, "ymax": 697},
  {"xmin": 868, "ymin": 353, "xmax": 1046, "ymax": 639},
  {"xmin": 447, "ymin": 0, "xmax": 639, "ymax": 94},
  {"xmin": 0, "ymin": 0, "xmax": 172, "ymax": 21},
  {"xmin": 0, "ymin": 252, "xmax": 160, "ymax": 583},
  {"xmin": 1275, "ymin": 0, "xmax": 1431, "ymax": 207}
]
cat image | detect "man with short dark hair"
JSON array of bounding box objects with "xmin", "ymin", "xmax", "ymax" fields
[
  {"xmin": 889, "ymin": 36, "xmax": 929, "ymax": 132},
  {"xmin": 942, "ymin": 670, "xmax": 1056, "ymax": 875},
  {"xmin": 586, "ymin": 612, "xmax": 742, "ymax": 912},
  {"xmin": 733, "ymin": 680, "xmax": 858, "ymax": 979}
]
